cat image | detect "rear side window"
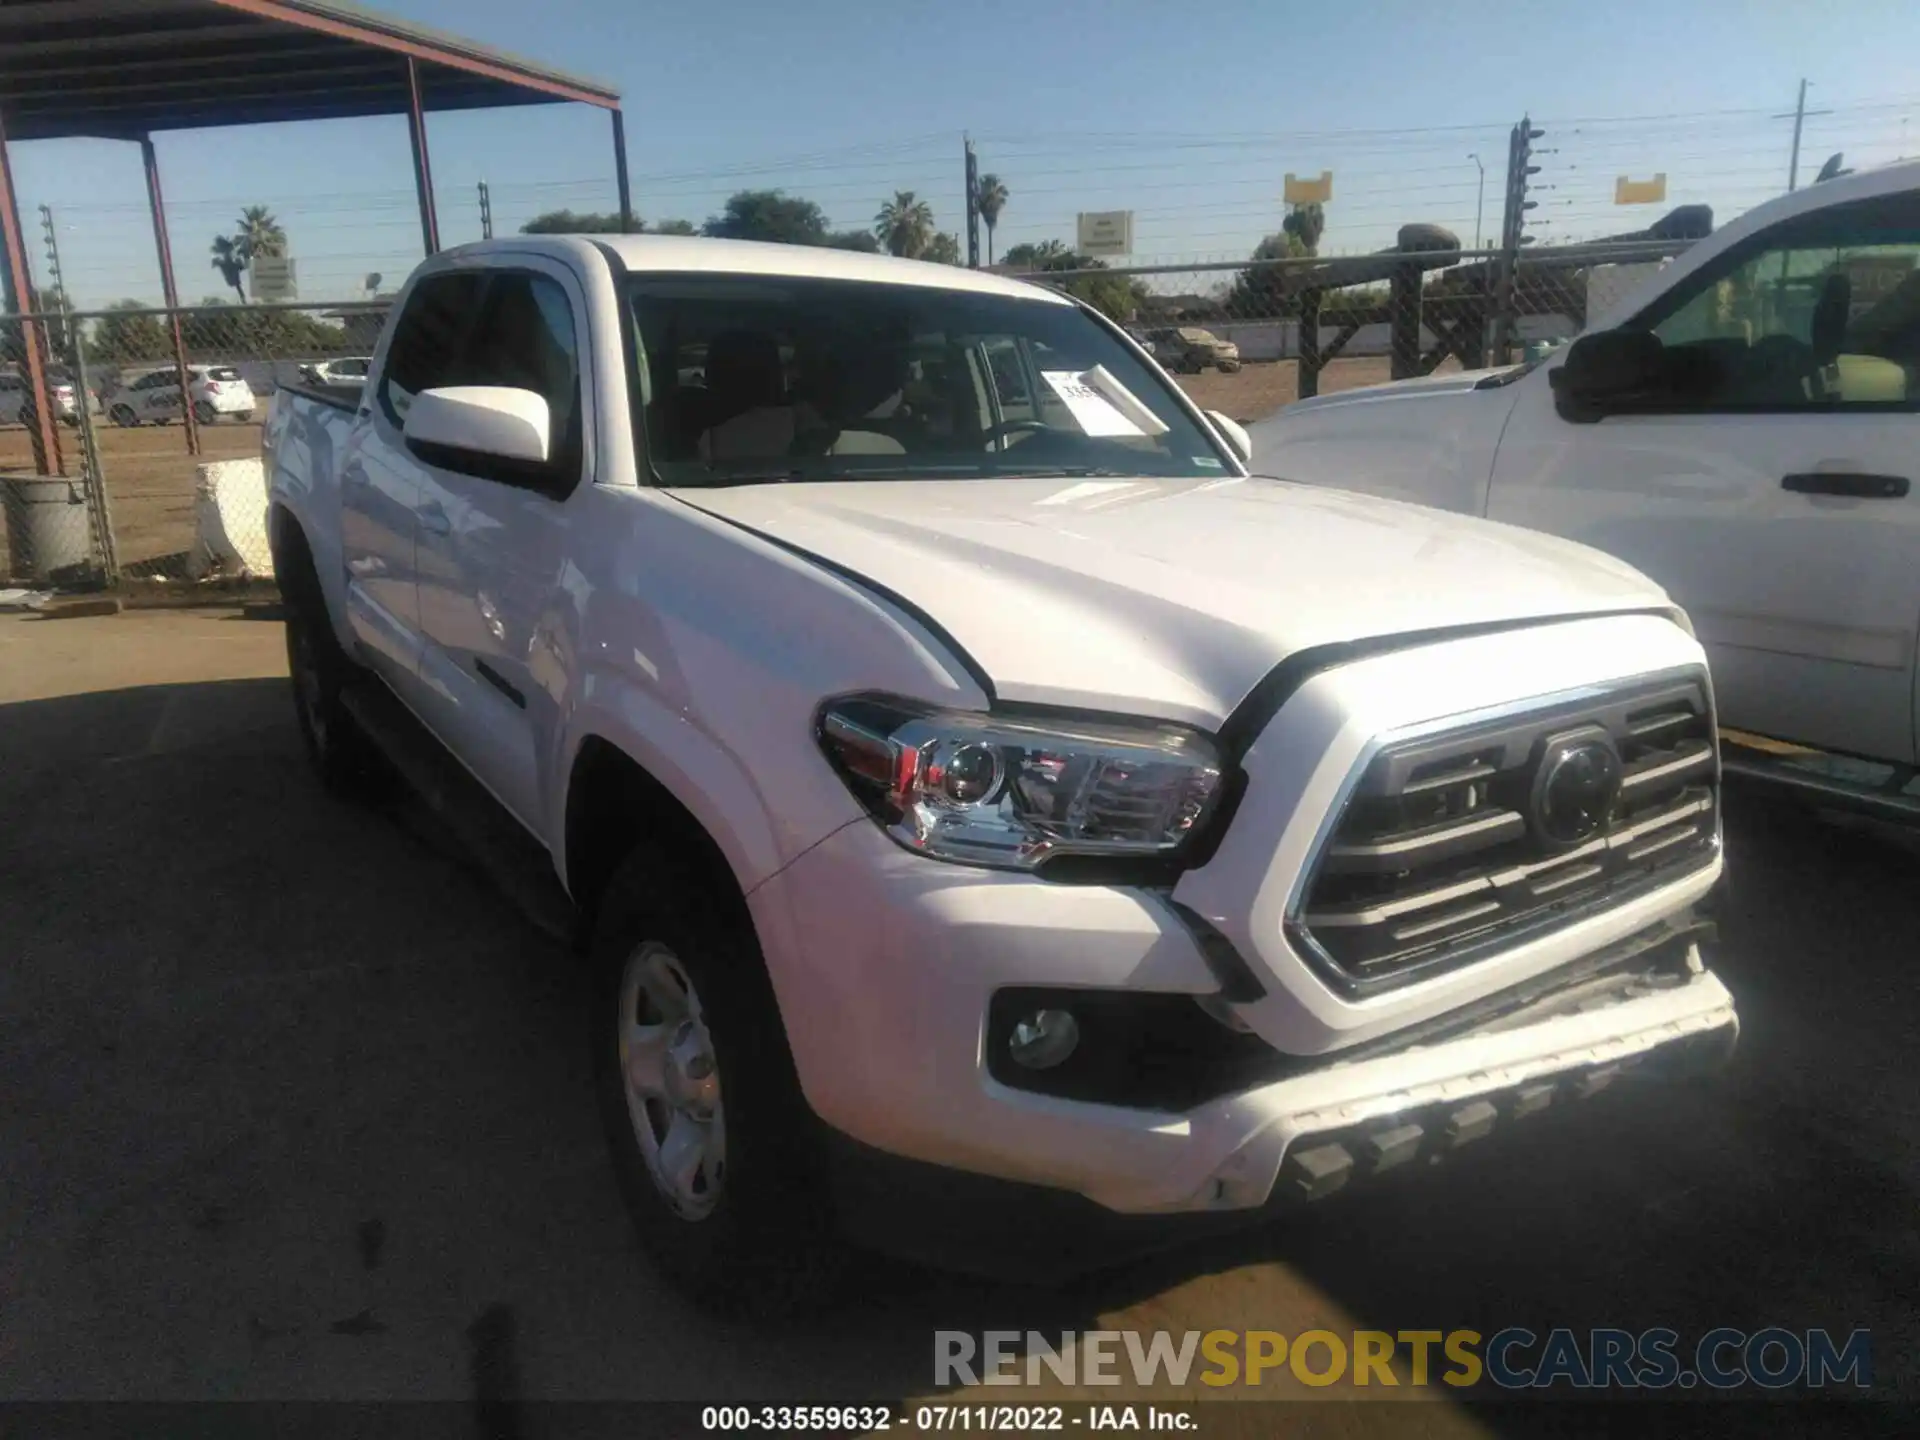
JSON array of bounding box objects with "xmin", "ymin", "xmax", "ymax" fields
[{"xmin": 380, "ymin": 271, "xmax": 484, "ymax": 424}]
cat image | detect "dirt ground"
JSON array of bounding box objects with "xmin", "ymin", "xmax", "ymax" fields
[
  {"xmin": 2, "ymin": 608, "xmax": 1915, "ymax": 1423},
  {"xmin": 0, "ymin": 358, "xmax": 1409, "ymax": 581}
]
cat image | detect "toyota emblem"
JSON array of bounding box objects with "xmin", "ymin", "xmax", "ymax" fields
[{"xmin": 1531, "ymin": 736, "xmax": 1623, "ymax": 846}]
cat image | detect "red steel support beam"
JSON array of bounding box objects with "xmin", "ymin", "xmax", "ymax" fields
[
  {"xmin": 406, "ymin": 57, "xmax": 439, "ymax": 256},
  {"xmin": 141, "ymin": 135, "xmax": 201, "ymax": 457},
  {"xmin": 207, "ymin": 0, "xmax": 619, "ymax": 109},
  {"xmin": 0, "ymin": 106, "xmax": 60, "ymax": 477},
  {"xmin": 612, "ymin": 109, "xmax": 634, "ymax": 233}
]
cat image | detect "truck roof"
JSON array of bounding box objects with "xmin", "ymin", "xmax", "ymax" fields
[{"xmin": 450, "ymin": 234, "xmax": 1075, "ymax": 305}]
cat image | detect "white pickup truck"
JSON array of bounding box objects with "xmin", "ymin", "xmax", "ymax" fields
[
  {"xmin": 1253, "ymin": 161, "xmax": 1920, "ymax": 809},
  {"xmin": 264, "ymin": 235, "xmax": 1737, "ymax": 1306}
]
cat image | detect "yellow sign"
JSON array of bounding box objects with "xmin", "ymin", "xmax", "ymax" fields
[
  {"xmin": 1283, "ymin": 171, "xmax": 1333, "ymax": 205},
  {"xmin": 1614, "ymin": 174, "xmax": 1668, "ymax": 205}
]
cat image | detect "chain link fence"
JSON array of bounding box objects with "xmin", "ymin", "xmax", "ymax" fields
[
  {"xmin": 2, "ymin": 300, "xmax": 386, "ymax": 594},
  {"xmin": 1010, "ymin": 236, "xmax": 1699, "ymax": 421},
  {"xmin": 5, "ymin": 250, "xmax": 1700, "ymax": 595}
]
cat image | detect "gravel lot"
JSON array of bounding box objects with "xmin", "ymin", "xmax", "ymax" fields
[{"xmin": 1, "ymin": 609, "xmax": 1911, "ymax": 1428}]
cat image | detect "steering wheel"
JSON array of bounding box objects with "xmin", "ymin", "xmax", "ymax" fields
[{"xmin": 983, "ymin": 418, "xmax": 1050, "ymax": 449}]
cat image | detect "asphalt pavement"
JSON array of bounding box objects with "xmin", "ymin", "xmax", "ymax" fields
[{"xmin": 1, "ymin": 609, "xmax": 1912, "ymax": 1429}]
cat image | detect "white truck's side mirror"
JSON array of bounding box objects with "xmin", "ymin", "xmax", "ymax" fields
[
  {"xmin": 404, "ymin": 386, "xmax": 551, "ymax": 466},
  {"xmin": 1206, "ymin": 410, "xmax": 1252, "ymax": 465}
]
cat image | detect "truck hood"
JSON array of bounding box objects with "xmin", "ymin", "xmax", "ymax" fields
[
  {"xmin": 1282, "ymin": 365, "xmax": 1517, "ymax": 416},
  {"xmin": 673, "ymin": 474, "xmax": 1672, "ymax": 727}
]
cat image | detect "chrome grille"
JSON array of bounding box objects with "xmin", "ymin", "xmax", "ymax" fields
[{"xmin": 1290, "ymin": 674, "xmax": 1719, "ymax": 991}]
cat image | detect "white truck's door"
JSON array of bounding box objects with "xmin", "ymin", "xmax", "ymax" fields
[
  {"xmin": 408, "ymin": 262, "xmax": 589, "ymax": 834},
  {"xmin": 343, "ymin": 269, "xmax": 485, "ymax": 690},
  {"xmin": 1488, "ymin": 188, "xmax": 1920, "ymax": 764}
]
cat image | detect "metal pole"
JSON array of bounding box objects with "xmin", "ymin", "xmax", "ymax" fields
[
  {"xmin": 1468, "ymin": 152, "xmax": 1485, "ymax": 251},
  {"xmin": 1788, "ymin": 79, "xmax": 1807, "ymax": 193},
  {"xmin": 140, "ymin": 134, "xmax": 201, "ymax": 457},
  {"xmin": 611, "ymin": 109, "xmax": 634, "ymax": 234},
  {"xmin": 478, "ymin": 180, "xmax": 493, "ymax": 240},
  {"xmin": 63, "ymin": 287, "xmax": 117, "ymax": 582},
  {"xmin": 0, "ymin": 107, "xmax": 59, "ymax": 477},
  {"xmin": 964, "ymin": 137, "xmax": 980, "ymax": 269},
  {"xmin": 406, "ymin": 57, "xmax": 440, "ymax": 254}
]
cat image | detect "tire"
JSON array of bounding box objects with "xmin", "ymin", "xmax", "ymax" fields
[
  {"xmin": 280, "ymin": 541, "xmax": 395, "ymax": 801},
  {"xmin": 592, "ymin": 844, "xmax": 839, "ymax": 1315},
  {"xmin": 193, "ymin": 400, "xmax": 217, "ymax": 425},
  {"xmin": 110, "ymin": 404, "xmax": 138, "ymax": 427}
]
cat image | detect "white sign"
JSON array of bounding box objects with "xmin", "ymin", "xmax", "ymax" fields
[
  {"xmin": 250, "ymin": 255, "xmax": 297, "ymax": 302},
  {"xmin": 1075, "ymin": 210, "xmax": 1133, "ymax": 258},
  {"xmin": 1040, "ymin": 366, "xmax": 1170, "ymax": 438}
]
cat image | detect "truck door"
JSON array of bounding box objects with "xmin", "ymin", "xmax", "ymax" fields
[
  {"xmin": 344, "ymin": 269, "xmax": 483, "ymax": 690},
  {"xmin": 408, "ymin": 262, "xmax": 588, "ymax": 833},
  {"xmin": 1488, "ymin": 188, "xmax": 1920, "ymax": 764}
]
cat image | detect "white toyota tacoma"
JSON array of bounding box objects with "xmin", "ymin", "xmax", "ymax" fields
[{"xmin": 264, "ymin": 235, "xmax": 1738, "ymax": 1304}]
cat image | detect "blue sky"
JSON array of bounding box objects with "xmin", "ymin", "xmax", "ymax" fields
[{"xmin": 13, "ymin": 0, "xmax": 1920, "ymax": 308}]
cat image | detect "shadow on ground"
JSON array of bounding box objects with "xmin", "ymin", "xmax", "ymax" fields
[{"xmin": 1, "ymin": 676, "xmax": 1912, "ymax": 1425}]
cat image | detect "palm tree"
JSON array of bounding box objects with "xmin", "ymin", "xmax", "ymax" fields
[
  {"xmin": 874, "ymin": 190, "xmax": 935, "ymax": 258},
  {"xmin": 235, "ymin": 206, "xmax": 287, "ymax": 261},
  {"xmin": 210, "ymin": 235, "xmax": 248, "ymax": 302},
  {"xmin": 974, "ymin": 173, "xmax": 1009, "ymax": 265}
]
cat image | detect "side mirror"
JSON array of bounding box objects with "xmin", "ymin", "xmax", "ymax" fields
[
  {"xmin": 1548, "ymin": 330, "xmax": 1665, "ymax": 421},
  {"xmin": 1206, "ymin": 409, "xmax": 1252, "ymax": 465},
  {"xmin": 404, "ymin": 385, "xmax": 551, "ymax": 468}
]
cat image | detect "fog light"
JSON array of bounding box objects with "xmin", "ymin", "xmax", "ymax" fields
[{"xmin": 1007, "ymin": 1009, "xmax": 1079, "ymax": 1070}]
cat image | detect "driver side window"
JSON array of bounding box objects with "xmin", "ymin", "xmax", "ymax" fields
[{"xmin": 1641, "ymin": 192, "xmax": 1920, "ymax": 408}]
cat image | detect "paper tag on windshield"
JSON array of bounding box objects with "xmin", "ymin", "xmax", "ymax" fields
[{"xmin": 1041, "ymin": 368, "xmax": 1151, "ymax": 437}]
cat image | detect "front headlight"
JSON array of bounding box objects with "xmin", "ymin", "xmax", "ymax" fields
[{"xmin": 818, "ymin": 696, "xmax": 1225, "ymax": 872}]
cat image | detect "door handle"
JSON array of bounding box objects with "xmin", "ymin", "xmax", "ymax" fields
[
  {"xmin": 1782, "ymin": 472, "xmax": 1910, "ymax": 499},
  {"xmin": 418, "ymin": 502, "xmax": 452, "ymax": 536}
]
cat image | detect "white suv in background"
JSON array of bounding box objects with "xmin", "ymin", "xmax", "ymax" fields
[{"xmin": 103, "ymin": 365, "xmax": 256, "ymax": 427}]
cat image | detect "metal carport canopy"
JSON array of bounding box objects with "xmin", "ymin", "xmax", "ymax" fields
[
  {"xmin": 0, "ymin": 0, "xmax": 628, "ymax": 476},
  {"xmin": 0, "ymin": 0, "xmax": 621, "ymax": 137}
]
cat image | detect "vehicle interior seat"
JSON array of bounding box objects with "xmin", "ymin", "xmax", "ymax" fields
[{"xmin": 697, "ymin": 330, "xmax": 797, "ymax": 462}]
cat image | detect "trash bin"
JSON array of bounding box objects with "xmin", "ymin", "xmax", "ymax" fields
[{"xmin": 2, "ymin": 472, "xmax": 96, "ymax": 586}]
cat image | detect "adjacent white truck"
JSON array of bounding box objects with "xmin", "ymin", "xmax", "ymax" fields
[
  {"xmin": 1252, "ymin": 161, "xmax": 1920, "ymax": 803},
  {"xmin": 264, "ymin": 234, "xmax": 1737, "ymax": 1305}
]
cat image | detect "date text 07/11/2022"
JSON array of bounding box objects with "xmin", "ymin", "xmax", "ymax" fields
[{"xmin": 701, "ymin": 1403, "xmax": 1196, "ymax": 1432}]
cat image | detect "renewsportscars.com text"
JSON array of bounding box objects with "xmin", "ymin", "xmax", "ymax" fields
[{"xmin": 935, "ymin": 1327, "xmax": 1873, "ymax": 1391}]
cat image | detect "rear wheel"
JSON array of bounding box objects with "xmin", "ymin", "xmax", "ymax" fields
[
  {"xmin": 592, "ymin": 845, "xmax": 839, "ymax": 1314},
  {"xmin": 193, "ymin": 400, "xmax": 217, "ymax": 425},
  {"xmin": 279, "ymin": 539, "xmax": 394, "ymax": 800}
]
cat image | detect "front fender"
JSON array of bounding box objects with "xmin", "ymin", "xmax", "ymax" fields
[{"xmin": 265, "ymin": 393, "xmax": 357, "ymax": 655}]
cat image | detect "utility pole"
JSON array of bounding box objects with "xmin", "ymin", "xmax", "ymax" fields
[
  {"xmin": 1467, "ymin": 152, "xmax": 1485, "ymax": 251},
  {"xmin": 38, "ymin": 203, "xmax": 64, "ymax": 302},
  {"xmin": 964, "ymin": 135, "xmax": 980, "ymax": 269},
  {"xmin": 1773, "ymin": 79, "xmax": 1832, "ymax": 193},
  {"xmin": 1492, "ymin": 116, "xmax": 1543, "ymax": 365},
  {"xmin": 478, "ymin": 180, "xmax": 493, "ymax": 240}
]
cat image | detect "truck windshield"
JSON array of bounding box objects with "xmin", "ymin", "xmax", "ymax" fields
[{"xmin": 624, "ymin": 273, "xmax": 1232, "ymax": 486}]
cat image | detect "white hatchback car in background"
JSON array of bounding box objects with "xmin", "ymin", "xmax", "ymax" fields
[
  {"xmin": 1, "ymin": 371, "xmax": 82, "ymax": 425},
  {"xmin": 103, "ymin": 365, "xmax": 257, "ymax": 426}
]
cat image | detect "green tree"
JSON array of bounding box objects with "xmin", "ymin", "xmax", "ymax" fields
[
  {"xmin": 521, "ymin": 209, "xmax": 629, "ymax": 234},
  {"xmin": 1229, "ymin": 230, "xmax": 1312, "ymax": 317},
  {"xmin": 90, "ymin": 300, "xmax": 173, "ymax": 365},
  {"xmin": 974, "ymin": 173, "xmax": 1009, "ymax": 264},
  {"xmin": 702, "ymin": 189, "xmax": 829, "ymax": 245},
  {"xmin": 1282, "ymin": 202, "xmax": 1325, "ymax": 256},
  {"xmin": 1001, "ymin": 239, "xmax": 1069, "ymax": 269},
  {"xmin": 651, "ymin": 218, "xmax": 698, "ymax": 236},
  {"xmin": 210, "ymin": 235, "xmax": 248, "ymax": 302},
  {"xmin": 998, "ymin": 241, "xmax": 1145, "ymax": 321},
  {"xmin": 823, "ymin": 229, "xmax": 881, "ymax": 252},
  {"xmin": 874, "ymin": 190, "xmax": 935, "ymax": 258},
  {"xmin": 922, "ymin": 232, "xmax": 963, "ymax": 265},
  {"xmin": 236, "ymin": 206, "xmax": 287, "ymax": 261}
]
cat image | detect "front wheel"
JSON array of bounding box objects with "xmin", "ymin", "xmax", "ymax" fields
[
  {"xmin": 193, "ymin": 400, "xmax": 217, "ymax": 425},
  {"xmin": 593, "ymin": 846, "xmax": 838, "ymax": 1314},
  {"xmin": 110, "ymin": 404, "xmax": 138, "ymax": 427}
]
